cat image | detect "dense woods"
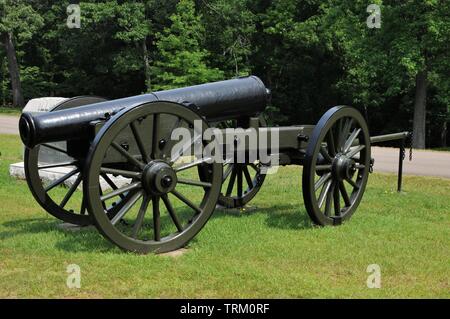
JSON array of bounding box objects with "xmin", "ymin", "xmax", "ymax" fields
[{"xmin": 0, "ymin": 0, "xmax": 448, "ymax": 148}]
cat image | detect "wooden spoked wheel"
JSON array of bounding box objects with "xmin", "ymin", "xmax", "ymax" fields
[
  {"xmin": 219, "ymin": 162, "xmax": 266, "ymax": 208},
  {"xmin": 24, "ymin": 96, "xmax": 109, "ymax": 226},
  {"xmin": 84, "ymin": 102, "xmax": 222, "ymax": 253},
  {"xmin": 302, "ymin": 106, "xmax": 371, "ymax": 226},
  {"xmin": 213, "ymin": 117, "xmax": 267, "ymax": 208}
]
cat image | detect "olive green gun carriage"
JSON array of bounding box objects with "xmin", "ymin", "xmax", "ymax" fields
[{"xmin": 19, "ymin": 76, "xmax": 410, "ymax": 254}]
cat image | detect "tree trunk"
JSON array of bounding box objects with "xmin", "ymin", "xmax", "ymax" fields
[
  {"xmin": 441, "ymin": 120, "xmax": 448, "ymax": 147},
  {"xmin": 3, "ymin": 32, "xmax": 24, "ymax": 107},
  {"xmin": 143, "ymin": 38, "xmax": 151, "ymax": 92},
  {"xmin": 412, "ymin": 70, "xmax": 427, "ymax": 149}
]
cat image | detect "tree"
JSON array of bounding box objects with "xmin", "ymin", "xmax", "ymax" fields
[
  {"xmin": 0, "ymin": 0, "xmax": 43, "ymax": 107},
  {"xmin": 114, "ymin": 2, "xmax": 153, "ymax": 91},
  {"xmin": 320, "ymin": 0, "xmax": 450, "ymax": 149},
  {"xmin": 258, "ymin": 0, "xmax": 342, "ymax": 124},
  {"xmin": 200, "ymin": 0, "xmax": 257, "ymax": 77},
  {"xmin": 152, "ymin": 0, "xmax": 224, "ymax": 90}
]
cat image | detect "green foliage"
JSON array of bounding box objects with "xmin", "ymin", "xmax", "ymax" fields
[
  {"xmin": 0, "ymin": 0, "xmax": 448, "ymax": 145},
  {"xmin": 152, "ymin": 0, "xmax": 224, "ymax": 90},
  {"xmin": 200, "ymin": 0, "xmax": 257, "ymax": 77},
  {"xmin": 0, "ymin": 0, "xmax": 44, "ymax": 43}
]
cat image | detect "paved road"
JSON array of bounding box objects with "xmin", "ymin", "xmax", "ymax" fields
[
  {"xmin": 0, "ymin": 115, "xmax": 19, "ymax": 135},
  {"xmin": 372, "ymin": 146, "xmax": 450, "ymax": 179},
  {"xmin": 0, "ymin": 115, "xmax": 448, "ymax": 178}
]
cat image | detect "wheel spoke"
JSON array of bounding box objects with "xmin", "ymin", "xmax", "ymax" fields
[
  {"xmin": 324, "ymin": 182, "xmax": 334, "ymax": 216},
  {"xmin": 41, "ymin": 143, "xmax": 68, "ymax": 154},
  {"xmin": 152, "ymin": 197, "xmax": 161, "ymax": 241},
  {"xmin": 166, "ymin": 117, "xmax": 182, "ymax": 143},
  {"xmin": 345, "ymin": 177, "xmax": 359, "ymax": 189},
  {"xmin": 335, "ymin": 119, "xmax": 343, "ymax": 151},
  {"xmin": 100, "ymin": 173, "xmax": 123, "ymax": 197},
  {"xmin": 152, "ymin": 114, "xmax": 161, "ymax": 159},
  {"xmin": 177, "ymin": 178, "xmax": 212, "ymax": 188},
  {"xmin": 174, "ymin": 156, "xmax": 212, "ymax": 172},
  {"xmin": 100, "ymin": 167, "xmax": 142, "ymax": 179},
  {"xmin": 243, "ymin": 166, "xmax": 253, "ymax": 189},
  {"xmin": 320, "ymin": 145, "xmax": 333, "ymax": 163},
  {"xmin": 170, "ymin": 134, "xmax": 203, "ymax": 164},
  {"xmin": 226, "ymin": 167, "xmax": 237, "ymax": 196},
  {"xmin": 339, "ymin": 182, "xmax": 351, "ymax": 207},
  {"xmin": 38, "ymin": 161, "xmax": 78, "ymax": 170},
  {"xmin": 111, "ymin": 191, "xmax": 143, "ymax": 225},
  {"xmin": 171, "ymin": 190, "xmax": 202, "ymax": 214},
  {"xmin": 340, "ymin": 118, "xmax": 353, "ymax": 148},
  {"xmin": 223, "ymin": 164, "xmax": 233, "ymax": 182},
  {"xmin": 344, "ymin": 128, "xmax": 361, "ymax": 153},
  {"xmin": 45, "ymin": 168, "xmax": 79, "ymax": 192},
  {"xmin": 130, "ymin": 121, "xmax": 150, "ymax": 164},
  {"xmin": 162, "ymin": 194, "xmax": 183, "ymax": 232},
  {"xmin": 237, "ymin": 166, "xmax": 243, "ymax": 197},
  {"xmin": 347, "ymin": 145, "xmax": 365, "ymax": 159},
  {"xmin": 318, "ymin": 180, "xmax": 333, "ymax": 208},
  {"xmin": 101, "ymin": 182, "xmax": 142, "ymax": 202},
  {"xmin": 111, "ymin": 142, "xmax": 145, "ymax": 170},
  {"xmin": 333, "ymin": 185, "xmax": 341, "ymax": 216},
  {"xmin": 60, "ymin": 173, "xmax": 82, "ymax": 208},
  {"xmin": 80, "ymin": 196, "xmax": 87, "ymax": 215},
  {"xmin": 132, "ymin": 195, "xmax": 150, "ymax": 239},
  {"xmin": 327, "ymin": 129, "xmax": 336, "ymax": 157},
  {"xmin": 315, "ymin": 173, "xmax": 331, "ymax": 192}
]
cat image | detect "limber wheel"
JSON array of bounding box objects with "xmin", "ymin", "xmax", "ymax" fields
[
  {"xmin": 203, "ymin": 117, "xmax": 266, "ymax": 209},
  {"xmin": 84, "ymin": 101, "xmax": 222, "ymax": 253},
  {"xmin": 24, "ymin": 96, "xmax": 108, "ymax": 226},
  {"xmin": 219, "ymin": 162, "xmax": 265, "ymax": 208},
  {"xmin": 302, "ymin": 106, "xmax": 371, "ymax": 226}
]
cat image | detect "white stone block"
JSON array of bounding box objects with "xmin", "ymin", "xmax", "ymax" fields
[
  {"xmin": 23, "ymin": 97, "xmax": 68, "ymax": 113},
  {"xmin": 10, "ymin": 161, "xmax": 132, "ymax": 191}
]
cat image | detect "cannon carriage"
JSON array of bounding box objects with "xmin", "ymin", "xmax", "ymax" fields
[{"xmin": 19, "ymin": 76, "xmax": 410, "ymax": 253}]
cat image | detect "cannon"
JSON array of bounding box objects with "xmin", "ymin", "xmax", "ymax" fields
[{"xmin": 19, "ymin": 76, "xmax": 411, "ymax": 253}]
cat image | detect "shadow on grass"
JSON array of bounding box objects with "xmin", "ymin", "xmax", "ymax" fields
[
  {"xmin": 0, "ymin": 216, "xmax": 118, "ymax": 253},
  {"xmin": 213, "ymin": 204, "xmax": 313, "ymax": 230},
  {"xmin": 0, "ymin": 203, "xmax": 313, "ymax": 254}
]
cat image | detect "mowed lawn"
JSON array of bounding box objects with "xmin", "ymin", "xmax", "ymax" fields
[{"xmin": 0, "ymin": 134, "xmax": 448, "ymax": 298}]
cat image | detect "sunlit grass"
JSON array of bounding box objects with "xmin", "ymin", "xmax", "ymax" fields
[
  {"xmin": 0, "ymin": 134, "xmax": 448, "ymax": 298},
  {"xmin": 0, "ymin": 107, "xmax": 21, "ymax": 116}
]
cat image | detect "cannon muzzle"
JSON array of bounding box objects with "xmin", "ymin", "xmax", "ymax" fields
[{"xmin": 20, "ymin": 76, "xmax": 269, "ymax": 148}]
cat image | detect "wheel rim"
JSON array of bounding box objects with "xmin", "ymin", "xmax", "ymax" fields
[
  {"xmin": 84, "ymin": 102, "xmax": 222, "ymax": 253},
  {"xmin": 303, "ymin": 106, "xmax": 371, "ymax": 226},
  {"xmin": 24, "ymin": 97, "xmax": 107, "ymax": 226}
]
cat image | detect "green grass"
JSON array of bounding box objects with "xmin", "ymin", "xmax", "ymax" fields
[
  {"xmin": 0, "ymin": 134, "xmax": 449, "ymax": 298},
  {"xmin": 433, "ymin": 147, "xmax": 450, "ymax": 152},
  {"xmin": 0, "ymin": 107, "xmax": 21, "ymax": 116}
]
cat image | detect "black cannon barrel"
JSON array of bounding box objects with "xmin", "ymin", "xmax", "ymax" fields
[{"xmin": 19, "ymin": 76, "xmax": 269, "ymax": 148}]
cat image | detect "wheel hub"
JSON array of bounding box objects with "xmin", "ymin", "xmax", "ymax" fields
[
  {"xmin": 332, "ymin": 154, "xmax": 356, "ymax": 181},
  {"xmin": 142, "ymin": 161, "xmax": 177, "ymax": 195}
]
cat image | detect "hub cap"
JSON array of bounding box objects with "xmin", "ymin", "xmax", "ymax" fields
[
  {"xmin": 142, "ymin": 161, "xmax": 177, "ymax": 195},
  {"xmin": 332, "ymin": 154, "xmax": 356, "ymax": 181}
]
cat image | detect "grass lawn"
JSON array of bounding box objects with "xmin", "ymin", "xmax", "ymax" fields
[
  {"xmin": 0, "ymin": 134, "xmax": 448, "ymax": 298},
  {"xmin": 433, "ymin": 147, "xmax": 450, "ymax": 152},
  {"xmin": 0, "ymin": 107, "xmax": 21, "ymax": 116}
]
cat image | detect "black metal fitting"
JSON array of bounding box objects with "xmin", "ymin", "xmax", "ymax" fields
[
  {"xmin": 159, "ymin": 139, "xmax": 167, "ymax": 150},
  {"xmin": 297, "ymin": 134, "xmax": 309, "ymax": 142}
]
